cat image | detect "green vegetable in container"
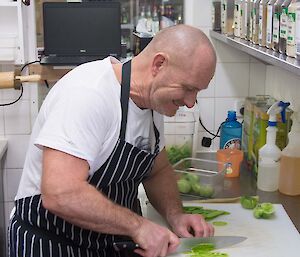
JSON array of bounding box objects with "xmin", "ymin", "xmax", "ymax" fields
[
  {"xmin": 184, "ymin": 173, "xmax": 200, "ymax": 184},
  {"xmin": 253, "ymin": 203, "xmax": 275, "ymax": 219},
  {"xmin": 177, "ymin": 179, "xmax": 191, "ymax": 194},
  {"xmin": 240, "ymin": 196, "xmax": 259, "ymax": 209},
  {"xmin": 166, "ymin": 144, "xmax": 191, "ymax": 165}
]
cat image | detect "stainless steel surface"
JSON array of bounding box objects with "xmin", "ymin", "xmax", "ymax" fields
[
  {"xmin": 175, "ymin": 236, "xmax": 247, "ymax": 253},
  {"xmin": 209, "ymin": 30, "xmax": 300, "ymax": 77},
  {"xmin": 194, "ymin": 152, "xmax": 300, "ymax": 233}
]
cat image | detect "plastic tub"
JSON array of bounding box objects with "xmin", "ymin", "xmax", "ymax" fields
[{"xmin": 173, "ymin": 158, "xmax": 230, "ymax": 198}]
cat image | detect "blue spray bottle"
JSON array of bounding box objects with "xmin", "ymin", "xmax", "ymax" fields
[{"xmin": 219, "ymin": 110, "xmax": 242, "ymax": 149}]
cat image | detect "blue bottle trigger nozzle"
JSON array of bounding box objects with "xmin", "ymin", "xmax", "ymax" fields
[{"xmin": 267, "ymin": 101, "xmax": 290, "ymax": 127}]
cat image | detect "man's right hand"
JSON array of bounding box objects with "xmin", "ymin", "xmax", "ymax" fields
[{"xmin": 131, "ymin": 218, "xmax": 180, "ymax": 257}]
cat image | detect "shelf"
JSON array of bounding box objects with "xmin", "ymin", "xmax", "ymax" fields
[
  {"xmin": 209, "ymin": 30, "xmax": 300, "ymax": 77},
  {"xmin": 121, "ymin": 23, "xmax": 135, "ymax": 30}
]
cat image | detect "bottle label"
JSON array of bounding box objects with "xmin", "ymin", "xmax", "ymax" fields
[
  {"xmin": 287, "ymin": 12, "xmax": 296, "ymax": 45},
  {"xmin": 258, "ymin": 3, "xmax": 263, "ymax": 40},
  {"xmin": 297, "ymin": 9, "xmax": 300, "ymax": 55},
  {"xmin": 266, "ymin": 5, "xmax": 273, "ymax": 44},
  {"xmin": 280, "ymin": 8, "xmax": 288, "ymax": 39},
  {"xmin": 273, "ymin": 13, "xmax": 280, "ymax": 43},
  {"xmin": 223, "ymin": 138, "xmax": 241, "ymax": 150}
]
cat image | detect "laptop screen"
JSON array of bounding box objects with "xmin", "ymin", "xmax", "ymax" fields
[{"xmin": 43, "ymin": 2, "xmax": 121, "ymax": 58}]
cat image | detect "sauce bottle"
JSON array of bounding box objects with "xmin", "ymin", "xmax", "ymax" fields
[
  {"xmin": 234, "ymin": 0, "xmax": 242, "ymax": 37},
  {"xmin": 279, "ymin": 112, "xmax": 300, "ymax": 196},
  {"xmin": 272, "ymin": 0, "xmax": 285, "ymax": 51},
  {"xmin": 279, "ymin": 0, "xmax": 292, "ymax": 54},
  {"xmin": 253, "ymin": 0, "xmax": 262, "ymax": 44},
  {"xmin": 286, "ymin": 0, "xmax": 300, "ymax": 57},
  {"xmin": 240, "ymin": 0, "xmax": 247, "ymax": 38},
  {"xmin": 259, "ymin": 0, "xmax": 271, "ymax": 46},
  {"xmin": 296, "ymin": 2, "xmax": 300, "ymax": 60},
  {"xmin": 266, "ymin": 0, "xmax": 278, "ymax": 48},
  {"xmin": 213, "ymin": 0, "xmax": 222, "ymax": 31}
]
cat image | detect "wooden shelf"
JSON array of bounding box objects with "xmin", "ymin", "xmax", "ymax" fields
[
  {"xmin": 28, "ymin": 64, "xmax": 72, "ymax": 82},
  {"xmin": 210, "ymin": 30, "xmax": 300, "ymax": 77}
]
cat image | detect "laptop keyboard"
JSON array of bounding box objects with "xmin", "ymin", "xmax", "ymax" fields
[{"xmin": 40, "ymin": 55, "xmax": 105, "ymax": 65}]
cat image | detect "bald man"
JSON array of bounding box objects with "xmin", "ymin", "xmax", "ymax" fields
[{"xmin": 9, "ymin": 25, "xmax": 216, "ymax": 257}]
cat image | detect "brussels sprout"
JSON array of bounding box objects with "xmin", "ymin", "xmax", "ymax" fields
[
  {"xmin": 191, "ymin": 183, "xmax": 202, "ymax": 195},
  {"xmin": 199, "ymin": 184, "xmax": 214, "ymax": 198},
  {"xmin": 184, "ymin": 173, "xmax": 200, "ymax": 184},
  {"xmin": 177, "ymin": 179, "xmax": 191, "ymax": 194},
  {"xmin": 240, "ymin": 196, "xmax": 258, "ymax": 209},
  {"xmin": 253, "ymin": 203, "xmax": 275, "ymax": 219}
]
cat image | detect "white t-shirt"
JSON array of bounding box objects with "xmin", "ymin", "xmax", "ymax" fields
[{"xmin": 16, "ymin": 57, "xmax": 165, "ymax": 200}]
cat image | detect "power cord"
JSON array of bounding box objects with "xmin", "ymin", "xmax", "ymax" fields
[{"xmin": 0, "ymin": 60, "xmax": 40, "ymax": 106}]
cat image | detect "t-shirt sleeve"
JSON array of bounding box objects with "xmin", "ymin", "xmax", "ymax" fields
[{"xmin": 35, "ymin": 88, "xmax": 120, "ymax": 172}]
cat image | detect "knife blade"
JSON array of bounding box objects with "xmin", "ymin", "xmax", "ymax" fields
[{"xmin": 113, "ymin": 236, "xmax": 247, "ymax": 253}]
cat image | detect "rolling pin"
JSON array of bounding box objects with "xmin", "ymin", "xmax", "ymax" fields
[{"xmin": 0, "ymin": 71, "xmax": 41, "ymax": 89}]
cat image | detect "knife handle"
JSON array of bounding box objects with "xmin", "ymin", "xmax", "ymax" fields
[{"xmin": 113, "ymin": 240, "xmax": 139, "ymax": 251}]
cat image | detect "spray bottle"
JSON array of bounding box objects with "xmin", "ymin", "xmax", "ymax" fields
[
  {"xmin": 257, "ymin": 101, "xmax": 290, "ymax": 192},
  {"xmin": 279, "ymin": 111, "xmax": 300, "ymax": 195}
]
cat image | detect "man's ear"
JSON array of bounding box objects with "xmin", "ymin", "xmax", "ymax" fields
[{"xmin": 152, "ymin": 53, "xmax": 168, "ymax": 76}]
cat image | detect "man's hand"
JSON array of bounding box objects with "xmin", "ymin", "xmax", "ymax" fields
[
  {"xmin": 131, "ymin": 218, "xmax": 180, "ymax": 257},
  {"xmin": 168, "ymin": 213, "xmax": 214, "ymax": 238}
]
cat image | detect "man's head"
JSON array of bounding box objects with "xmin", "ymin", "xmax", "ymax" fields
[{"xmin": 131, "ymin": 25, "xmax": 216, "ymax": 116}]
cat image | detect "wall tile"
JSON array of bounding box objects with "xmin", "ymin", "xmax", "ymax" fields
[
  {"xmin": 198, "ymin": 75, "xmax": 215, "ymax": 98},
  {"xmin": 196, "ymin": 97, "xmax": 215, "ymax": 131},
  {"xmin": 5, "ymin": 135, "xmax": 30, "ymax": 169},
  {"xmin": 3, "ymin": 168, "xmax": 22, "ymax": 202},
  {"xmin": 266, "ymin": 66, "xmax": 300, "ymax": 111},
  {"xmin": 214, "ymin": 41, "xmax": 250, "ymax": 63},
  {"xmin": 249, "ymin": 62, "xmax": 267, "ymax": 96},
  {"xmin": 193, "ymin": 0, "xmax": 213, "ymax": 28},
  {"xmin": 0, "ymin": 107, "xmax": 4, "ymax": 135},
  {"xmin": 215, "ymin": 63, "xmax": 250, "ymax": 97},
  {"xmin": 4, "ymin": 100, "xmax": 31, "ymax": 134},
  {"xmin": 215, "ymin": 97, "xmax": 245, "ymax": 129},
  {"xmin": 195, "ymin": 131, "xmax": 219, "ymax": 153},
  {"xmin": 4, "ymin": 202, "xmax": 15, "ymax": 233},
  {"xmin": 2, "ymin": 86, "xmax": 30, "ymax": 101}
]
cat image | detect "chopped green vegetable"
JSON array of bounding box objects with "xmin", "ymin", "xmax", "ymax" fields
[
  {"xmin": 185, "ymin": 242, "xmax": 229, "ymax": 257},
  {"xmin": 240, "ymin": 196, "xmax": 259, "ymax": 209},
  {"xmin": 253, "ymin": 202, "xmax": 275, "ymax": 219},
  {"xmin": 183, "ymin": 206, "xmax": 230, "ymax": 220},
  {"xmin": 212, "ymin": 221, "xmax": 228, "ymax": 226},
  {"xmin": 166, "ymin": 144, "xmax": 192, "ymax": 165},
  {"xmin": 177, "ymin": 179, "xmax": 192, "ymax": 194}
]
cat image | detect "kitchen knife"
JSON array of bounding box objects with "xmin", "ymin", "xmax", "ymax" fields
[{"xmin": 113, "ymin": 235, "xmax": 247, "ymax": 253}]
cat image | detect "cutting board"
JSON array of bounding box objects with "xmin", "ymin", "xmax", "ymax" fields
[{"xmin": 144, "ymin": 202, "xmax": 300, "ymax": 257}]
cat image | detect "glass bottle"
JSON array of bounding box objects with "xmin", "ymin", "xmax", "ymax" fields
[
  {"xmin": 240, "ymin": 0, "xmax": 247, "ymax": 38},
  {"xmin": 279, "ymin": 0, "xmax": 292, "ymax": 54},
  {"xmin": 212, "ymin": 0, "xmax": 222, "ymax": 31},
  {"xmin": 152, "ymin": 5, "xmax": 160, "ymax": 35},
  {"xmin": 252, "ymin": 0, "xmax": 262, "ymax": 44},
  {"xmin": 146, "ymin": 5, "xmax": 153, "ymax": 33},
  {"xmin": 296, "ymin": 2, "xmax": 300, "ymax": 60},
  {"xmin": 286, "ymin": 0, "xmax": 300, "ymax": 57},
  {"xmin": 234, "ymin": 0, "xmax": 241, "ymax": 36},
  {"xmin": 266, "ymin": 0, "xmax": 277, "ymax": 48},
  {"xmin": 258, "ymin": 0, "xmax": 270, "ymax": 46},
  {"xmin": 249, "ymin": 0, "xmax": 255, "ymax": 41},
  {"xmin": 272, "ymin": 0, "xmax": 285, "ymax": 51}
]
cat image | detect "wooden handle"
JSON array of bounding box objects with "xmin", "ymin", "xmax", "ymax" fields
[
  {"xmin": 0, "ymin": 72, "xmax": 15, "ymax": 89},
  {"xmin": 15, "ymin": 74, "xmax": 41, "ymax": 83}
]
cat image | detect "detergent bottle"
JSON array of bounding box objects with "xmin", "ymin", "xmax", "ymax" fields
[
  {"xmin": 257, "ymin": 101, "xmax": 290, "ymax": 192},
  {"xmin": 219, "ymin": 110, "xmax": 242, "ymax": 149},
  {"xmin": 279, "ymin": 111, "xmax": 300, "ymax": 195}
]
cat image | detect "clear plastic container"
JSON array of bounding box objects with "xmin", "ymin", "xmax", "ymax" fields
[{"xmin": 173, "ymin": 158, "xmax": 229, "ymax": 198}]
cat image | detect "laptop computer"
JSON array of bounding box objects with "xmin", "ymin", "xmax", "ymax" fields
[{"xmin": 40, "ymin": 1, "xmax": 121, "ymax": 66}]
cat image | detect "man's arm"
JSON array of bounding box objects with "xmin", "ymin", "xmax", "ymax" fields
[
  {"xmin": 41, "ymin": 147, "xmax": 180, "ymax": 256},
  {"xmin": 143, "ymin": 148, "xmax": 214, "ymax": 237}
]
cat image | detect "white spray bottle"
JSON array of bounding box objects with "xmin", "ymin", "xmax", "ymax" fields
[{"xmin": 257, "ymin": 101, "xmax": 290, "ymax": 192}]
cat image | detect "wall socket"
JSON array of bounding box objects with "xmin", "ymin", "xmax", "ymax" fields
[{"xmin": 234, "ymin": 99, "xmax": 245, "ymax": 118}]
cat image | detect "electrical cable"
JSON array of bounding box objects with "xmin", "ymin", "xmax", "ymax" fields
[{"xmin": 0, "ymin": 60, "xmax": 40, "ymax": 107}]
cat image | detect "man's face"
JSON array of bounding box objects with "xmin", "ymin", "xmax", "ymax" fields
[{"xmin": 149, "ymin": 61, "xmax": 214, "ymax": 117}]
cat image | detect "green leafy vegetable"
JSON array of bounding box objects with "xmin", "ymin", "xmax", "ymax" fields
[
  {"xmin": 185, "ymin": 242, "xmax": 229, "ymax": 257},
  {"xmin": 253, "ymin": 203, "xmax": 275, "ymax": 219},
  {"xmin": 212, "ymin": 221, "xmax": 228, "ymax": 226},
  {"xmin": 240, "ymin": 196, "xmax": 259, "ymax": 209},
  {"xmin": 183, "ymin": 206, "xmax": 230, "ymax": 220},
  {"xmin": 166, "ymin": 144, "xmax": 191, "ymax": 165}
]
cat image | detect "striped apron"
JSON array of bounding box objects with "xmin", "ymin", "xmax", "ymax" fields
[{"xmin": 8, "ymin": 60, "xmax": 161, "ymax": 257}]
